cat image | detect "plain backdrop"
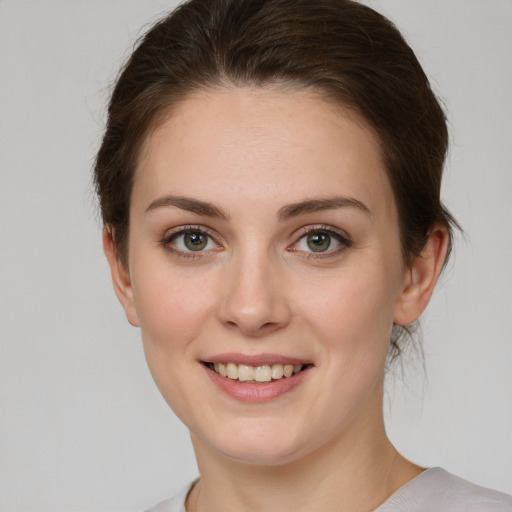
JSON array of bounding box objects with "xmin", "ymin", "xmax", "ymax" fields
[{"xmin": 1, "ymin": 1, "xmax": 511, "ymax": 510}]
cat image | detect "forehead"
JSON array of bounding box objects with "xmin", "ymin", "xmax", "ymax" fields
[{"xmin": 134, "ymin": 86, "xmax": 395, "ymax": 218}]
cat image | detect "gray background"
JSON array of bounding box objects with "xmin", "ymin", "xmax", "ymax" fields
[{"xmin": 1, "ymin": 1, "xmax": 511, "ymax": 510}]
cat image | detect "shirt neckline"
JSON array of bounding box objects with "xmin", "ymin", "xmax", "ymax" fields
[{"xmin": 176, "ymin": 468, "xmax": 442, "ymax": 512}]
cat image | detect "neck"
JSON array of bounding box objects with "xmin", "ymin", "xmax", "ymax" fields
[{"xmin": 187, "ymin": 410, "xmax": 422, "ymax": 512}]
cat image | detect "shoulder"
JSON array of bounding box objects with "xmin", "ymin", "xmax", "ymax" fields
[
  {"xmin": 377, "ymin": 467, "xmax": 512, "ymax": 512},
  {"xmin": 143, "ymin": 481, "xmax": 194, "ymax": 512}
]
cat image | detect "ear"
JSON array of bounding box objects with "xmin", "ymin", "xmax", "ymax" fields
[
  {"xmin": 103, "ymin": 228, "xmax": 140, "ymax": 327},
  {"xmin": 393, "ymin": 224, "xmax": 450, "ymax": 326}
]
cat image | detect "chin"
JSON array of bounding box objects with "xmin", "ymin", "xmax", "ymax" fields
[
  {"xmin": 194, "ymin": 418, "xmax": 316, "ymax": 467},
  {"xmin": 219, "ymin": 442, "xmax": 305, "ymax": 467}
]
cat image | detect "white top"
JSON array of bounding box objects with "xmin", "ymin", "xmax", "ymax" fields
[{"xmin": 145, "ymin": 467, "xmax": 512, "ymax": 511}]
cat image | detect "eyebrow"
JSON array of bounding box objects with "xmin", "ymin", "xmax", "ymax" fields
[
  {"xmin": 278, "ymin": 196, "xmax": 370, "ymax": 220},
  {"xmin": 145, "ymin": 195, "xmax": 230, "ymax": 220},
  {"xmin": 144, "ymin": 194, "xmax": 370, "ymax": 220}
]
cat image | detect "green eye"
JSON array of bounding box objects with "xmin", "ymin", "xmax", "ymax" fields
[
  {"xmin": 306, "ymin": 232, "xmax": 331, "ymax": 252},
  {"xmin": 166, "ymin": 228, "xmax": 217, "ymax": 254},
  {"xmin": 292, "ymin": 227, "xmax": 351, "ymax": 257},
  {"xmin": 184, "ymin": 232, "xmax": 208, "ymax": 251}
]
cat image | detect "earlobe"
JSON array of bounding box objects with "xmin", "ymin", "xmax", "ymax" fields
[
  {"xmin": 102, "ymin": 228, "xmax": 140, "ymax": 327},
  {"xmin": 393, "ymin": 224, "xmax": 450, "ymax": 326}
]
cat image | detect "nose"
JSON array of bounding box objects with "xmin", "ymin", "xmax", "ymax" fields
[{"xmin": 217, "ymin": 249, "xmax": 292, "ymax": 338}]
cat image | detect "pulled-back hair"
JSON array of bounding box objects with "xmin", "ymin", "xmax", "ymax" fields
[{"xmin": 94, "ymin": 0, "xmax": 457, "ymax": 358}]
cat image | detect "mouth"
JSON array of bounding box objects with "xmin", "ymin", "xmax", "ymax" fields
[
  {"xmin": 201, "ymin": 355, "xmax": 312, "ymax": 402},
  {"xmin": 203, "ymin": 361, "xmax": 311, "ymax": 383}
]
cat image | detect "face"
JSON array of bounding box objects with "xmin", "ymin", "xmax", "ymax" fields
[{"xmin": 110, "ymin": 87, "xmax": 423, "ymax": 466}]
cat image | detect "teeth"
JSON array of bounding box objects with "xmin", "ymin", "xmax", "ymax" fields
[
  {"xmin": 211, "ymin": 362, "xmax": 304, "ymax": 382},
  {"xmin": 226, "ymin": 363, "xmax": 238, "ymax": 379},
  {"xmin": 271, "ymin": 364, "xmax": 284, "ymax": 379},
  {"xmin": 238, "ymin": 364, "xmax": 255, "ymax": 382},
  {"xmin": 255, "ymin": 365, "xmax": 272, "ymax": 382}
]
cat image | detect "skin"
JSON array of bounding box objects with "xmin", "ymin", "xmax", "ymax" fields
[{"xmin": 104, "ymin": 87, "xmax": 449, "ymax": 511}]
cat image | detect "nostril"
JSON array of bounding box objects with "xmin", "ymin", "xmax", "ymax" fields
[
  {"xmin": 217, "ymin": 282, "xmax": 292, "ymax": 335},
  {"xmin": 222, "ymin": 317, "xmax": 285, "ymax": 337}
]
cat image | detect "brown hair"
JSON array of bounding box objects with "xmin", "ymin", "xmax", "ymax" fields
[{"xmin": 94, "ymin": 0, "xmax": 458, "ymax": 356}]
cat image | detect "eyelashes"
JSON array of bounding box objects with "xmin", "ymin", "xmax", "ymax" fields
[
  {"xmin": 288, "ymin": 226, "xmax": 352, "ymax": 259},
  {"xmin": 161, "ymin": 224, "xmax": 352, "ymax": 260},
  {"xmin": 161, "ymin": 225, "xmax": 222, "ymax": 259}
]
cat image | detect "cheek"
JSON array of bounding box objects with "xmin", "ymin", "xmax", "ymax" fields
[
  {"xmin": 301, "ymin": 265, "xmax": 400, "ymax": 356},
  {"xmin": 131, "ymin": 263, "xmax": 217, "ymax": 349}
]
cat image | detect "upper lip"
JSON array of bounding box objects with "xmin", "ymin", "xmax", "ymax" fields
[{"xmin": 203, "ymin": 353, "xmax": 312, "ymax": 366}]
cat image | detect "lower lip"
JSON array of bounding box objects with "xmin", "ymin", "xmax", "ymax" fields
[{"xmin": 203, "ymin": 364, "xmax": 310, "ymax": 403}]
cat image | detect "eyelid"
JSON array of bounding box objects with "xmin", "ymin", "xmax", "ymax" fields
[
  {"xmin": 161, "ymin": 224, "xmax": 223, "ymax": 257},
  {"xmin": 293, "ymin": 224, "xmax": 351, "ymax": 241},
  {"xmin": 288, "ymin": 224, "xmax": 352, "ymax": 257}
]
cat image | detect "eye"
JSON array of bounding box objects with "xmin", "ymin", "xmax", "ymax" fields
[
  {"xmin": 291, "ymin": 226, "xmax": 351, "ymax": 257},
  {"xmin": 180, "ymin": 232, "xmax": 210, "ymax": 251},
  {"xmin": 303, "ymin": 232, "xmax": 332, "ymax": 252},
  {"xmin": 163, "ymin": 227, "xmax": 219, "ymax": 255}
]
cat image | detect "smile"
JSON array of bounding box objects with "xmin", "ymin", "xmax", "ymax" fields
[{"xmin": 207, "ymin": 362, "xmax": 304, "ymax": 383}]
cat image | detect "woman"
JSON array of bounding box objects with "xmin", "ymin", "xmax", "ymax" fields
[{"xmin": 94, "ymin": 0, "xmax": 512, "ymax": 510}]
